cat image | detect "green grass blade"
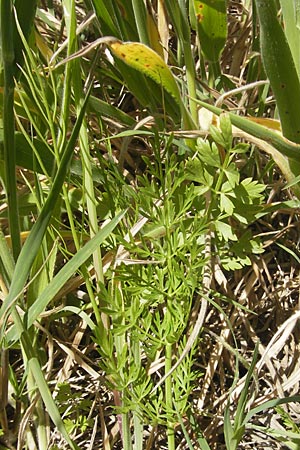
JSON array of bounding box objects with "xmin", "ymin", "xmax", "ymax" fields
[
  {"xmin": 28, "ymin": 357, "xmax": 80, "ymax": 450},
  {"xmin": 1, "ymin": 0, "xmax": 21, "ymax": 259},
  {"xmin": 13, "ymin": 0, "xmax": 37, "ymax": 78},
  {"xmin": 0, "ymin": 86, "xmax": 91, "ymax": 338},
  {"xmin": 254, "ymin": 0, "xmax": 300, "ymax": 143},
  {"xmin": 25, "ymin": 211, "xmax": 125, "ymax": 332},
  {"xmin": 279, "ymin": 0, "xmax": 300, "ymax": 78},
  {"xmin": 5, "ymin": 211, "xmax": 125, "ymax": 344},
  {"xmin": 164, "ymin": 0, "xmax": 198, "ymax": 124},
  {"xmin": 223, "ymin": 344, "xmax": 259, "ymax": 450},
  {"xmin": 224, "ymin": 405, "xmax": 235, "ymax": 450},
  {"xmin": 244, "ymin": 395, "xmax": 300, "ymax": 425},
  {"xmin": 89, "ymin": 95, "xmax": 136, "ymax": 127},
  {"xmin": 131, "ymin": 0, "xmax": 149, "ymax": 45},
  {"xmin": 0, "ymin": 230, "xmax": 15, "ymax": 287},
  {"xmin": 66, "ymin": 0, "xmax": 105, "ymax": 289},
  {"xmin": 233, "ymin": 343, "xmax": 259, "ymax": 431},
  {"xmin": 90, "ymin": 0, "xmax": 122, "ymax": 38},
  {"xmin": 248, "ymin": 424, "xmax": 300, "ymax": 448},
  {"xmin": 176, "ymin": 405, "xmax": 211, "ymax": 450}
]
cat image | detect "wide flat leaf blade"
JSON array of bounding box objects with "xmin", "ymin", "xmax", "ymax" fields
[
  {"xmin": 193, "ymin": 0, "xmax": 227, "ymax": 62},
  {"xmin": 109, "ymin": 40, "xmax": 181, "ymax": 104}
]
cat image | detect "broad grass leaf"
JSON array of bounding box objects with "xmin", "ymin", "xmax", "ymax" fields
[
  {"xmin": 224, "ymin": 405, "xmax": 235, "ymax": 449},
  {"xmin": 90, "ymin": 0, "xmax": 120, "ymax": 38},
  {"xmin": 0, "ymin": 230, "xmax": 15, "ymax": 288},
  {"xmin": 13, "ymin": 0, "xmax": 38, "ymax": 78},
  {"xmin": 0, "ymin": 132, "xmax": 54, "ymax": 175},
  {"xmin": 280, "ymin": 0, "xmax": 300, "ymax": 78},
  {"xmin": 193, "ymin": 0, "xmax": 227, "ymax": 62},
  {"xmin": 146, "ymin": 9, "xmax": 164, "ymax": 58},
  {"xmin": 89, "ymin": 95, "xmax": 136, "ymax": 127},
  {"xmin": 109, "ymin": 40, "xmax": 181, "ymax": 104},
  {"xmin": 255, "ymin": 0, "xmax": 300, "ymax": 143}
]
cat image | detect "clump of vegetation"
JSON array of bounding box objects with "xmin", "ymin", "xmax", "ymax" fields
[{"xmin": 1, "ymin": 1, "xmax": 300, "ymax": 449}]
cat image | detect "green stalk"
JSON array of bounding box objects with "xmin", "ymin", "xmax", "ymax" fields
[
  {"xmin": 165, "ymin": 341, "xmax": 175, "ymax": 450},
  {"xmin": 164, "ymin": 191, "xmax": 175, "ymax": 450},
  {"xmin": 254, "ymin": 0, "xmax": 300, "ymax": 143},
  {"xmin": 1, "ymin": 0, "xmax": 21, "ymax": 259},
  {"xmin": 131, "ymin": 0, "xmax": 150, "ymax": 45},
  {"xmin": 182, "ymin": 40, "xmax": 198, "ymax": 125},
  {"xmin": 63, "ymin": 0, "xmax": 105, "ymax": 327},
  {"xmin": 79, "ymin": 129, "xmax": 104, "ymax": 287},
  {"xmin": 26, "ymin": 365, "xmax": 49, "ymax": 449},
  {"xmin": 122, "ymin": 411, "xmax": 133, "ymax": 450},
  {"xmin": 163, "ymin": 0, "xmax": 198, "ymax": 127},
  {"xmin": 55, "ymin": 1, "xmax": 78, "ymax": 155},
  {"xmin": 116, "ymin": 298, "xmax": 132, "ymax": 450},
  {"xmin": 132, "ymin": 341, "xmax": 143, "ymax": 450}
]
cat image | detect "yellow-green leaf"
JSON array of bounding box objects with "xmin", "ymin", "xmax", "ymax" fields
[{"xmin": 109, "ymin": 40, "xmax": 181, "ymax": 104}]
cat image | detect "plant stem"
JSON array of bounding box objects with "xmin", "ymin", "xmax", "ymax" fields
[
  {"xmin": 182, "ymin": 41, "xmax": 198, "ymax": 126},
  {"xmin": 64, "ymin": 0, "xmax": 105, "ymax": 325},
  {"xmin": 132, "ymin": 340, "xmax": 143, "ymax": 450},
  {"xmin": 164, "ymin": 186, "xmax": 175, "ymax": 450},
  {"xmin": 122, "ymin": 411, "xmax": 133, "ymax": 450},
  {"xmin": 165, "ymin": 342, "xmax": 175, "ymax": 450}
]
